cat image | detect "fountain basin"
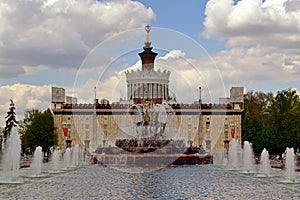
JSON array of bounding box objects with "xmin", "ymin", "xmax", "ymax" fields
[
  {"xmin": 0, "ymin": 180, "xmax": 24, "ymax": 184},
  {"xmin": 20, "ymin": 159, "xmax": 31, "ymax": 168}
]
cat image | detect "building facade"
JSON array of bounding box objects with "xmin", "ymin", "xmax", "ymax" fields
[{"xmin": 51, "ymin": 27, "xmax": 244, "ymax": 153}]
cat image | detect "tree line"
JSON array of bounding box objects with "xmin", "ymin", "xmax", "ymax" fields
[
  {"xmin": 1, "ymin": 100, "xmax": 57, "ymax": 156},
  {"xmin": 19, "ymin": 109, "xmax": 58, "ymax": 156},
  {"xmin": 2, "ymin": 89, "xmax": 299, "ymax": 157},
  {"xmin": 242, "ymin": 89, "xmax": 300, "ymax": 155}
]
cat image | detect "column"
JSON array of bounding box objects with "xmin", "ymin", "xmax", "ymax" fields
[
  {"xmin": 150, "ymin": 83, "xmax": 152, "ymax": 99},
  {"xmin": 130, "ymin": 84, "xmax": 133, "ymax": 100},
  {"xmin": 135, "ymin": 83, "xmax": 137, "ymax": 99},
  {"xmin": 147, "ymin": 83, "xmax": 150, "ymax": 99},
  {"xmin": 161, "ymin": 84, "xmax": 164, "ymax": 99},
  {"xmin": 163, "ymin": 84, "xmax": 166, "ymax": 100},
  {"xmin": 166, "ymin": 85, "xmax": 169, "ymax": 100},
  {"xmin": 142, "ymin": 83, "xmax": 144, "ymax": 99},
  {"xmin": 152, "ymin": 83, "xmax": 155, "ymax": 99},
  {"xmin": 138, "ymin": 83, "xmax": 141, "ymax": 99},
  {"xmin": 127, "ymin": 84, "xmax": 129, "ymax": 100},
  {"xmin": 160, "ymin": 84, "xmax": 163, "ymax": 99},
  {"xmin": 133, "ymin": 84, "xmax": 135, "ymax": 98},
  {"xmin": 161, "ymin": 84, "xmax": 163, "ymax": 99},
  {"xmin": 165, "ymin": 84, "xmax": 167, "ymax": 100},
  {"xmin": 155, "ymin": 83, "xmax": 158, "ymax": 98},
  {"xmin": 153, "ymin": 83, "xmax": 156, "ymax": 98}
]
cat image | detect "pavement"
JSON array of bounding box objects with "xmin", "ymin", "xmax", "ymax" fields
[{"xmin": 0, "ymin": 163, "xmax": 300, "ymax": 200}]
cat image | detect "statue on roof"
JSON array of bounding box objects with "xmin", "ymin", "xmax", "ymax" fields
[{"xmin": 144, "ymin": 25, "xmax": 153, "ymax": 51}]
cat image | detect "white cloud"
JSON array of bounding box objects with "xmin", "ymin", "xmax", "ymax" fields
[
  {"xmin": 159, "ymin": 50, "xmax": 186, "ymax": 60},
  {"xmin": 202, "ymin": 0, "xmax": 300, "ymax": 92},
  {"xmin": 0, "ymin": 84, "xmax": 52, "ymax": 127},
  {"xmin": 0, "ymin": 0, "xmax": 155, "ymax": 79},
  {"xmin": 210, "ymin": 46, "xmax": 300, "ymax": 85},
  {"xmin": 203, "ymin": 0, "xmax": 300, "ymax": 49}
]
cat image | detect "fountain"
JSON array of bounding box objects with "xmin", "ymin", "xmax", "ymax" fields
[
  {"xmin": 48, "ymin": 149, "xmax": 62, "ymax": 173},
  {"xmin": 242, "ymin": 141, "xmax": 255, "ymax": 173},
  {"xmin": 30, "ymin": 146, "xmax": 45, "ymax": 177},
  {"xmin": 115, "ymin": 102, "xmax": 176, "ymax": 153},
  {"xmin": 283, "ymin": 147, "xmax": 297, "ymax": 183},
  {"xmin": 227, "ymin": 138, "xmax": 239, "ymax": 170},
  {"xmin": 53, "ymin": 149, "xmax": 60, "ymax": 170},
  {"xmin": 80, "ymin": 146, "xmax": 89, "ymax": 165},
  {"xmin": 63, "ymin": 147, "xmax": 72, "ymax": 170},
  {"xmin": 0, "ymin": 127, "xmax": 23, "ymax": 183},
  {"xmin": 257, "ymin": 148, "xmax": 272, "ymax": 177},
  {"xmin": 213, "ymin": 148, "xmax": 225, "ymax": 167},
  {"xmin": 94, "ymin": 99, "xmax": 213, "ymax": 167},
  {"xmin": 71, "ymin": 144, "xmax": 79, "ymax": 168}
]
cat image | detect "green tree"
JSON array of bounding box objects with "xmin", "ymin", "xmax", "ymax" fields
[
  {"xmin": 272, "ymin": 89, "xmax": 300, "ymax": 150},
  {"xmin": 3, "ymin": 99, "xmax": 18, "ymax": 144},
  {"xmin": 243, "ymin": 89, "xmax": 300, "ymax": 155},
  {"xmin": 242, "ymin": 91, "xmax": 274, "ymax": 153},
  {"xmin": 21, "ymin": 109, "xmax": 57, "ymax": 156}
]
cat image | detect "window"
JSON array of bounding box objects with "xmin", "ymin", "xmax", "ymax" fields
[
  {"xmin": 234, "ymin": 103, "xmax": 240, "ymax": 110},
  {"xmin": 188, "ymin": 131, "xmax": 192, "ymax": 140},
  {"xmin": 207, "ymin": 131, "xmax": 210, "ymax": 140},
  {"xmin": 224, "ymin": 130, "xmax": 229, "ymax": 139},
  {"xmin": 206, "ymin": 121, "xmax": 210, "ymax": 129}
]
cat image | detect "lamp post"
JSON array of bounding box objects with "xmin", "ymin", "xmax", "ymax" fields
[
  {"xmin": 198, "ymin": 86, "xmax": 202, "ymax": 147},
  {"xmin": 0, "ymin": 134, "xmax": 3, "ymax": 151},
  {"xmin": 224, "ymin": 140, "xmax": 230, "ymax": 156},
  {"xmin": 230, "ymin": 123, "xmax": 236, "ymax": 139},
  {"xmin": 62, "ymin": 122, "xmax": 72, "ymax": 148}
]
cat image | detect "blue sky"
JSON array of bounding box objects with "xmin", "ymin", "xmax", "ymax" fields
[
  {"xmin": 137, "ymin": 0, "xmax": 226, "ymax": 53},
  {"xmin": 0, "ymin": 0, "xmax": 300, "ymax": 124}
]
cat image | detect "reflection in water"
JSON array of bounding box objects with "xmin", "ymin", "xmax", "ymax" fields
[{"xmin": 1, "ymin": 165, "xmax": 300, "ymax": 199}]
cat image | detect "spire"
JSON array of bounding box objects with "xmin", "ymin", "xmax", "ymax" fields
[
  {"xmin": 144, "ymin": 25, "xmax": 151, "ymax": 48},
  {"xmin": 139, "ymin": 25, "xmax": 157, "ymax": 71}
]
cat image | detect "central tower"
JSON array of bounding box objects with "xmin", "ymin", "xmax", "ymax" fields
[
  {"xmin": 138, "ymin": 25, "xmax": 157, "ymax": 71},
  {"xmin": 125, "ymin": 26, "xmax": 170, "ymax": 102}
]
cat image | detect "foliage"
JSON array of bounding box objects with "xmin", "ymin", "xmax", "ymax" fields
[
  {"xmin": 242, "ymin": 89, "xmax": 300, "ymax": 155},
  {"xmin": 21, "ymin": 109, "xmax": 58, "ymax": 155},
  {"xmin": 4, "ymin": 99, "xmax": 18, "ymax": 142}
]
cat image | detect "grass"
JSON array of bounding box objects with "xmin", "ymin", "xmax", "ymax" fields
[
  {"xmin": 11, "ymin": 177, "xmax": 18, "ymax": 182},
  {"xmin": 36, "ymin": 172, "xmax": 42, "ymax": 176},
  {"xmin": 290, "ymin": 178, "xmax": 296, "ymax": 183}
]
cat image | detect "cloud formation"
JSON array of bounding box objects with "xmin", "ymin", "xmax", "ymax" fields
[
  {"xmin": 202, "ymin": 0, "xmax": 300, "ymax": 91},
  {"xmin": 203, "ymin": 0, "xmax": 300, "ymax": 49},
  {"xmin": 0, "ymin": 84, "xmax": 51, "ymax": 126},
  {"xmin": 0, "ymin": 0, "xmax": 155, "ymax": 79}
]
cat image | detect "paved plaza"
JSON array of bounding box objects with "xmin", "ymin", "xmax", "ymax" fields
[{"xmin": 0, "ymin": 163, "xmax": 300, "ymax": 199}]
